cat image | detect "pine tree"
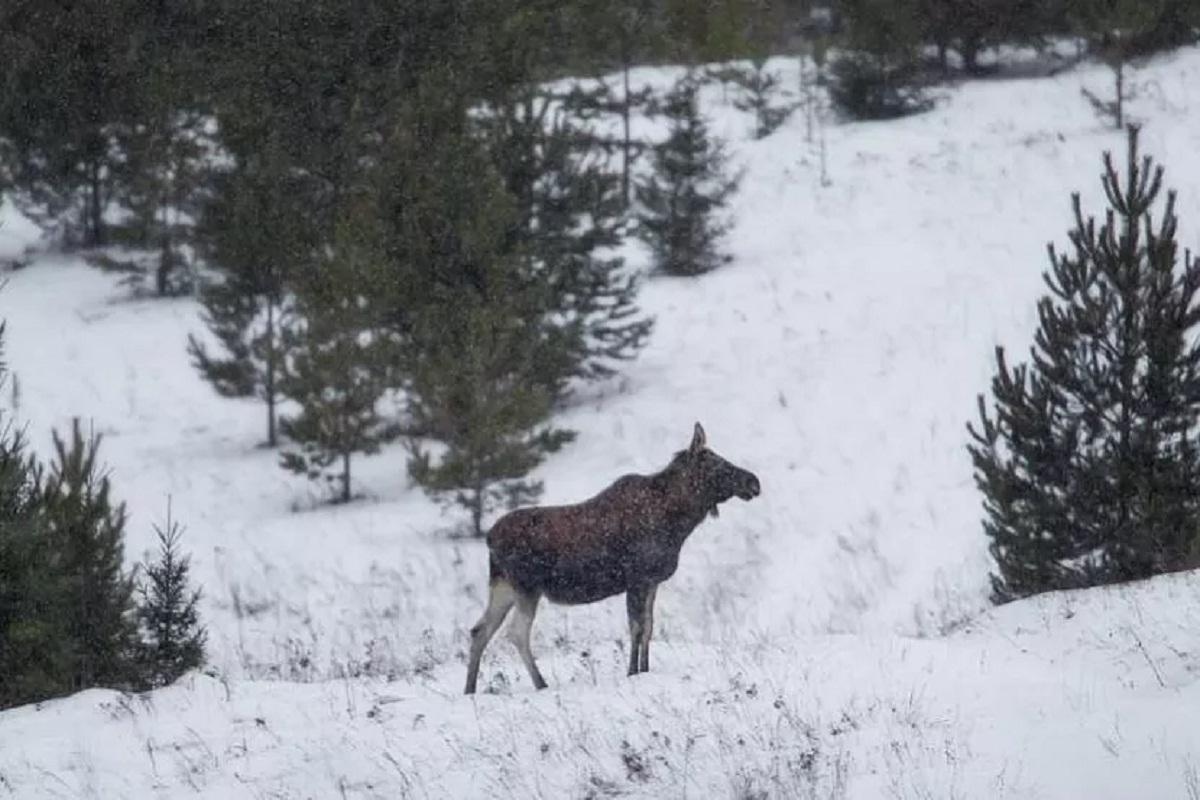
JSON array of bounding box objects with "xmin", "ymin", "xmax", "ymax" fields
[
  {"xmin": 136, "ymin": 506, "xmax": 205, "ymax": 689},
  {"xmin": 40, "ymin": 419, "xmax": 139, "ymax": 690},
  {"xmin": 1072, "ymin": 0, "xmax": 1166, "ymax": 129},
  {"xmin": 969, "ymin": 127, "xmax": 1200, "ymax": 602},
  {"xmin": 0, "ymin": 322, "xmax": 69, "ymax": 709},
  {"xmin": 478, "ymin": 88, "xmax": 653, "ymax": 397},
  {"xmin": 382, "ymin": 97, "xmax": 574, "ymax": 537},
  {"xmin": 732, "ymin": 58, "xmax": 797, "ymax": 139},
  {"xmin": 406, "ymin": 295, "xmax": 576, "ymax": 537},
  {"xmin": 830, "ymin": 0, "xmax": 930, "ymax": 120},
  {"xmin": 188, "ymin": 143, "xmax": 309, "ymax": 447},
  {"xmin": 0, "ymin": 0, "xmax": 143, "ymax": 246},
  {"xmin": 565, "ymin": 0, "xmax": 660, "ymax": 208},
  {"xmin": 916, "ymin": 0, "xmax": 1041, "ymax": 75},
  {"xmin": 109, "ymin": 0, "xmax": 212, "ymax": 296},
  {"xmin": 114, "ymin": 102, "xmax": 208, "ymax": 297},
  {"xmin": 636, "ymin": 75, "xmax": 740, "ymax": 277},
  {"xmin": 279, "ymin": 202, "xmax": 396, "ymax": 504}
]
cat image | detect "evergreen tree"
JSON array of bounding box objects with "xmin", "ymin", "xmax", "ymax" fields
[
  {"xmin": 0, "ymin": 322, "xmax": 69, "ymax": 709},
  {"xmin": 661, "ymin": 0, "xmax": 759, "ymax": 63},
  {"xmin": 279, "ymin": 202, "xmax": 396, "ymax": 504},
  {"xmin": 110, "ymin": 0, "xmax": 212, "ymax": 295},
  {"xmin": 136, "ymin": 507, "xmax": 205, "ymax": 689},
  {"xmin": 478, "ymin": 91, "xmax": 653, "ymax": 396},
  {"xmin": 1072, "ymin": 0, "xmax": 1166, "ymax": 129},
  {"xmin": 566, "ymin": 0, "xmax": 660, "ymax": 208},
  {"xmin": 188, "ymin": 143, "xmax": 310, "ymax": 447},
  {"xmin": 830, "ymin": 0, "xmax": 930, "ymax": 120},
  {"xmin": 0, "ymin": 0, "xmax": 142, "ymax": 246},
  {"xmin": 406, "ymin": 294, "xmax": 576, "ymax": 537},
  {"xmin": 1131, "ymin": 0, "xmax": 1200, "ymax": 55},
  {"xmin": 732, "ymin": 58, "xmax": 797, "ymax": 139},
  {"xmin": 636, "ymin": 75, "xmax": 740, "ymax": 277},
  {"xmin": 40, "ymin": 419, "xmax": 139, "ymax": 690},
  {"xmin": 969, "ymin": 127, "xmax": 1200, "ymax": 602},
  {"xmin": 382, "ymin": 97, "xmax": 574, "ymax": 537},
  {"xmin": 916, "ymin": 0, "xmax": 1048, "ymax": 75}
]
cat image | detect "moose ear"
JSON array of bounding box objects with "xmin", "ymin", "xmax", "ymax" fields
[{"xmin": 690, "ymin": 422, "xmax": 707, "ymax": 455}]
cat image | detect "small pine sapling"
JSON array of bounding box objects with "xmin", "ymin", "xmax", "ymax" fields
[{"xmin": 136, "ymin": 503, "xmax": 206, "ymax": 689}]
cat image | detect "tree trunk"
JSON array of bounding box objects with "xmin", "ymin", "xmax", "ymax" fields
[
  {"xmin": 622, "ymin": 56, "xmax": 633, "ymax": 209},
  {"xmin": 265, "ymin": 300, "xmax": 278, "ymax": 448},
  {"xmin": 341, "ymin": 449, "xmax": 351, "ymax": 504},
  {"xmin": 961, "ymin": 36, "xmax": 982, "ymax": 75},
  {"xmin": 471, "ymin": 479, "xmax": 484, "ymax": 538},
  {"xmin": 88, "ymin": 159, "xmax": 105, "ymax": 248},
  {"xmin": 156, "ymin": 202, "xmax": 172, "ymax": 297},
  {"xmin": 1115, "ymin": 61, "xmax": 1125, "ymax": 129}
]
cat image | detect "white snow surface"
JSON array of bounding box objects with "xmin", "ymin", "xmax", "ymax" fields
[{"xmin": 4, "ymin": 50, "xmax": 1200, "ymax": 798}]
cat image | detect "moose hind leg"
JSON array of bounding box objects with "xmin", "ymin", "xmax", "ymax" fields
[
  {"xmin": 626, "ymin": 587, "xmax": 649, "ymax": 677},
  {"xmin": 464, "ymin": 579, "xmax": 516, "ymax": 695},
  {"xmin": 638, "ymin": 584, "xmax": 658, "ymax": 674},
  {"xmin": 508, "ymin": 591, "xmax": 548, "ymax": 690}
]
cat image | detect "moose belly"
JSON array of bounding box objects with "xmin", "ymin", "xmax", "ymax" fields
[
  {"xmin": 539, "ymin": 552, "xmax": 679, "ymax": 605},
  {"xmin": 541, "ymin": 560, "xmax": 629, "ymax": 604}
]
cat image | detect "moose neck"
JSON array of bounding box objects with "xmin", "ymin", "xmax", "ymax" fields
[{"xmin": 653, "ymin": 453, "xmax": 714, "ymax": 541}]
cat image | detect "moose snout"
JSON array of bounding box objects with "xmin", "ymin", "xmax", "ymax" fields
[{"xmin": 738, "ymin": 474, "xmax": 761, "ymax": 500}]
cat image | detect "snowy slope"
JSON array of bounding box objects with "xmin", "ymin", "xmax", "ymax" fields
[{"xmin": 4, "ymin": 48, "xmax": 1200, "ymax": 798}]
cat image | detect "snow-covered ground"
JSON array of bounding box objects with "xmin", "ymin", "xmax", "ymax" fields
[{"xmin": 4, "ymin": 48, "xmax": 1200, "ymax": 798}]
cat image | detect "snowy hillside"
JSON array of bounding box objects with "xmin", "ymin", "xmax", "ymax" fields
[{"xmin": 4, "ymin": 47, "xmax": 1200, "ymax": 798}]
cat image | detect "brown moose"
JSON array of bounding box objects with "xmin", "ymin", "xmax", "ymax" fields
[{"xmin": 464, "ymin": 422, "xmax": 761, "ymax": 694}]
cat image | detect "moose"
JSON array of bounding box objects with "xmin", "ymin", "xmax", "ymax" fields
[{"xmin": 464, "ymin": 422, "xmax": 761, "ymax": 694}]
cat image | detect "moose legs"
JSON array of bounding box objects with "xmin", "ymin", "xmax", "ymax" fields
[
  {"xmin": 626, "ymin": 584, "xmax": 658, "ymax": 676},
  {"xmin": 464, "ymin": 579, "xmax": 548, "ymax": 694},
  {"xmin": 508, "ymin": 591, "xmax": 548, "ymax": 690},
  {"xmin": 464, "ymin": 579, "xmax": 515, "ymax": 695}
]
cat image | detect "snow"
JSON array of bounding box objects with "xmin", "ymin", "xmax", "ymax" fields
[{"xmin": 4, "ymin": 48, "xmax": 1200, "ymax": 798}]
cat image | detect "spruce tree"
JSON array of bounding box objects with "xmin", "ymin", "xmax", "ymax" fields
[
  {"xmin": 636, "ymin": 75, "xmax": 740, "ymax": 277},
  {"xmin": 188, "ymin": 144, "xmax": 309, "ymax": 447},
  {"xmin": 136, "ymin": 507, "xmax": 205, "ymax": 689},
  {"xmin": 0, "ymin": 322, "xmax": 69, "ymax": 709},
  {"xmin": 279, "ymin": 202, "xmax": 396, "ymax": 504},
  {"xmin": 970, "ymin": 127, "xmax": 1200, "ymax": 602},
  {"xmin": 40, "ymin": 419, "xmax": 139, "ymax": 690}
]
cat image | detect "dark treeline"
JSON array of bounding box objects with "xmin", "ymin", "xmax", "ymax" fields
[{"xmin": 2, "ymin": 1, "xmax": 1199, "ymax": 550}]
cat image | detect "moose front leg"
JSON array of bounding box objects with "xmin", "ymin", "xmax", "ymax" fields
[
  {"xmin": 638, "ymin": 583, "xmax": 658, "ymax": 673},
  {"xmin": 625, "ymin": 586, "xmax": 650, "ymax": 677}
]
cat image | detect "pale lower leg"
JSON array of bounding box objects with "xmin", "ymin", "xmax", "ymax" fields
[
  {"xmin": 508, "ymin": 593, "xmax": 548, "ymax": 690},
  {"xmin": 626, "ymin": 588, "xmax": 647, "ymax": 677},
  {"xmin": 464, "ymin": 580, "xmax": 515, "ymax": 695},
  {"xmin": 638, "ymin": 586, "xmax": 657, "ymax": 673}
]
